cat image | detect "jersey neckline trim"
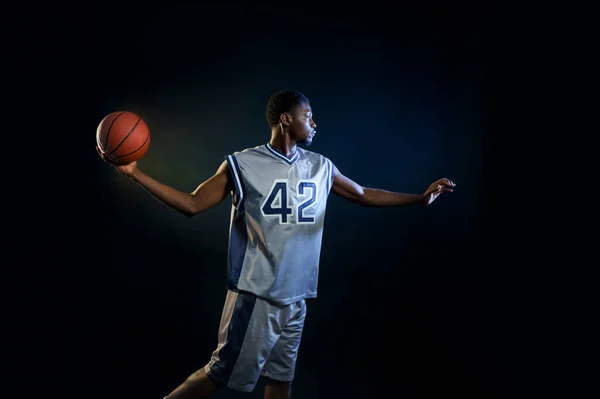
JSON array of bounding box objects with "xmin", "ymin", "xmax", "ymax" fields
[{"xmin": 265, "ymin": 143, "xmax": 299, "ymax": 165}]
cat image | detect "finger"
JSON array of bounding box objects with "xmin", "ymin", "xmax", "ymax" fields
[
  {"xmin": 96, "ymin": 146, "xmax": 108, "ymax": 160},
  {"xmin": 433, "ymin": 187, "xmax": 453, "ymax": 195},
  {"xmin": 431, "ymin": 185, "xmax": 443, "ymax": 195},
  {"xmin": 442, "ymin": 178, "xmax": 456, "ymax": 187},
  {"xmin": 97, "ymin": 147, "xmax": 117, "ymax": 165}
]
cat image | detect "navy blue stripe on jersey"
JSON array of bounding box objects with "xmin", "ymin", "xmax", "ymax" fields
[
  {"xmin": 207, "ymin": 292, "xmax": 257, "ymax": 385},
  {"xmin": 227, "ymin": 212, "xmax": 248, "ymax": 287},
  {"xmin": 231, "ymin": 155, "xmax": 246, "ymax": 197},
  {"xmin": 266, "ymin": 143, "xmax": 299, "ymax": 165},
  {"xmin": 226, "ymin": 155, "xmax": 245, "ymax": 208}
]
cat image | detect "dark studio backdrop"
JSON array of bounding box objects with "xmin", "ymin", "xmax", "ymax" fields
[{"xmin": 37, "ymin": 4, "xmax": 511, "ymax": 399}]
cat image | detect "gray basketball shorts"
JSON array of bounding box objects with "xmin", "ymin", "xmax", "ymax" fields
[{"xmin": 204, "ymin": 289, "xmax": 307, "ymax": 392}]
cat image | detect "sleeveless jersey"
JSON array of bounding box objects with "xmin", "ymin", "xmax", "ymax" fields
[{"xmin": 224, "ymin": 143, "xmax": 335, "ymax": 305}]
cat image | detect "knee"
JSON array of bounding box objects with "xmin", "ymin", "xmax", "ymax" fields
[
  {"xmin": 264, "ymin": 378, "xmax": 291, "ymax": 399},
  {"xmin": 187, "ymin": 367, "xmax": 224, "ymax": 390},
  {"xmin": 264, "ymin": 377, "xmax": 290, "ymax": 386},
  {"xmin": 186, "ymin": 367, "xmax": 210, "ymax": 384}
]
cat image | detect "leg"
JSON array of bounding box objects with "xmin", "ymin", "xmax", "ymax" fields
[
  {"xmin": 165, "ymin": 367, "xmax": 219, "ymax": 399},
  {"xmin": 201, "ymin": 289, "xmax": 282, "ymax": 393},
  {"xmin": 264, "ymin": 378, "xmax": 291, "ymax": 399},
  {"xmin": 261, "ymin": 299, "xmax": 307, "ymax": 399}
]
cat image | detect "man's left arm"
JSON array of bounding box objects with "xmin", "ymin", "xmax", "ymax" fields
[{"xmin": 331, "ymin": 166, "xmax": 455, "ymax": 207}]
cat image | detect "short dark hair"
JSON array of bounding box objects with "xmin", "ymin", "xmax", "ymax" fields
[{"xmin": 266, "ymin": 90, "xmax": 310, "ymax": 127}]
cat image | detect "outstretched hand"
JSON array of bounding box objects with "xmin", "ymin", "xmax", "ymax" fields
[
  {"xmin": 423, "ymin": 178, "xmax": 455, "ymax": 205},
  {"xmin": 96, "ymin": 145, "xmax": 138, "ymax": 176}
]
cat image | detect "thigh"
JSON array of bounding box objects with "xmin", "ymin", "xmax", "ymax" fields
[
  {"xmin": 205, "ymin": 290, "xmax": 284, "ymax": 392},
  {"xmin": 262, "ymin": 299, "xmax": 307, "ymax": 382}
]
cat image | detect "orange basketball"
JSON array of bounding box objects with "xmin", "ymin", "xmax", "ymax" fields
[{"xmin": 96, "ymin": 111, "xmax": 150, "ymax": 165}]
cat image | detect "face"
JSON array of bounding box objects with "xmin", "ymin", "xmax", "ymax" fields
[{"xmin": 287, "ymin": 102, "xmax": 317, "ymax": 146}]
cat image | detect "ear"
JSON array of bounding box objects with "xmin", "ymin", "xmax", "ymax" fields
[{"xmin": 280, "ymin": 112, "xmax": 292, "ymax": 127}]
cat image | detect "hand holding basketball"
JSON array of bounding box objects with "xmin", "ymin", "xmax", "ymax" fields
[{"xmin": 96, "ymin": 111, "xmax": 150, "ymax": 165}]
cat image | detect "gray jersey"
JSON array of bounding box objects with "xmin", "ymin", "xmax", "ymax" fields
[{"xmin": 225, "ymin": 143, "xmax": 335, "ymax": 305}]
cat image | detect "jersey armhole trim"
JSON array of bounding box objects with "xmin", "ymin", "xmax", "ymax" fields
[
  {"xmin": 326, "ymin": 159, "xmax": 334, "ymax": 194},
  {"xmin": 226, "ymin": 154, "xmax": 245, "ymax": 208}
]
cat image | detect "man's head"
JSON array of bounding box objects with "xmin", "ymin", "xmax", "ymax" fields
[{"xmin": 266, "ymin": 90, "xmax": 317, "ymax": 146}]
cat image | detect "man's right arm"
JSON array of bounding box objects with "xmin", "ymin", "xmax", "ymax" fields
[{"xmin": 126, "ymin": 160, "xmax": 233, "ymax": 217}]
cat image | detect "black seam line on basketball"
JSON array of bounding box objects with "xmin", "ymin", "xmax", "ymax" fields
[
  {"xmin": 103, "ymin": 111, "xmax": 126, "ymax": 151},
  {"xmin": 114, "ymin": 133, "xmax": 150, "ymax": 160},
  {"xmin": 107, "ymin": 116, "xmax": 142, "ymax": 157}
]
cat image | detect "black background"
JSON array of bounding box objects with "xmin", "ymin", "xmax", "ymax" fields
[{"xmin": 9, "ymin": 3, "xmax": 571, "ymax": 399}]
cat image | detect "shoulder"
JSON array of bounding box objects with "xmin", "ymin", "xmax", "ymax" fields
[
  {"xmin": 225, "ymin": 145, "xmax": 269, "ymax": 174},
  {"xmin": 299, "ymin": 147, "xmax": 334, "ymax": 165},
  {"xmin": 225, "ymin": 145, "xmax": 266, "ymax": 165},
  {"xmin": 229, "ymin": 144, "xmax": 266, "ymax": 158}
]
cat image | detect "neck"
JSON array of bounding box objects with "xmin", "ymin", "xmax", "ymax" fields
[{"xmin": 269, "ymin": 129, "xmax": 297, "ymax": 157}]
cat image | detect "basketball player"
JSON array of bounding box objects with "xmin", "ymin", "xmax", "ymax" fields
[{"xmin": 97, "ymin": 90, "xmax": 455, "ymax": 399}]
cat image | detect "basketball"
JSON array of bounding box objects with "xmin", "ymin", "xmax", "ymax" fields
[{"xmin": 96, "ymin": 111, "xmax": 151, "ymax": 165}]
